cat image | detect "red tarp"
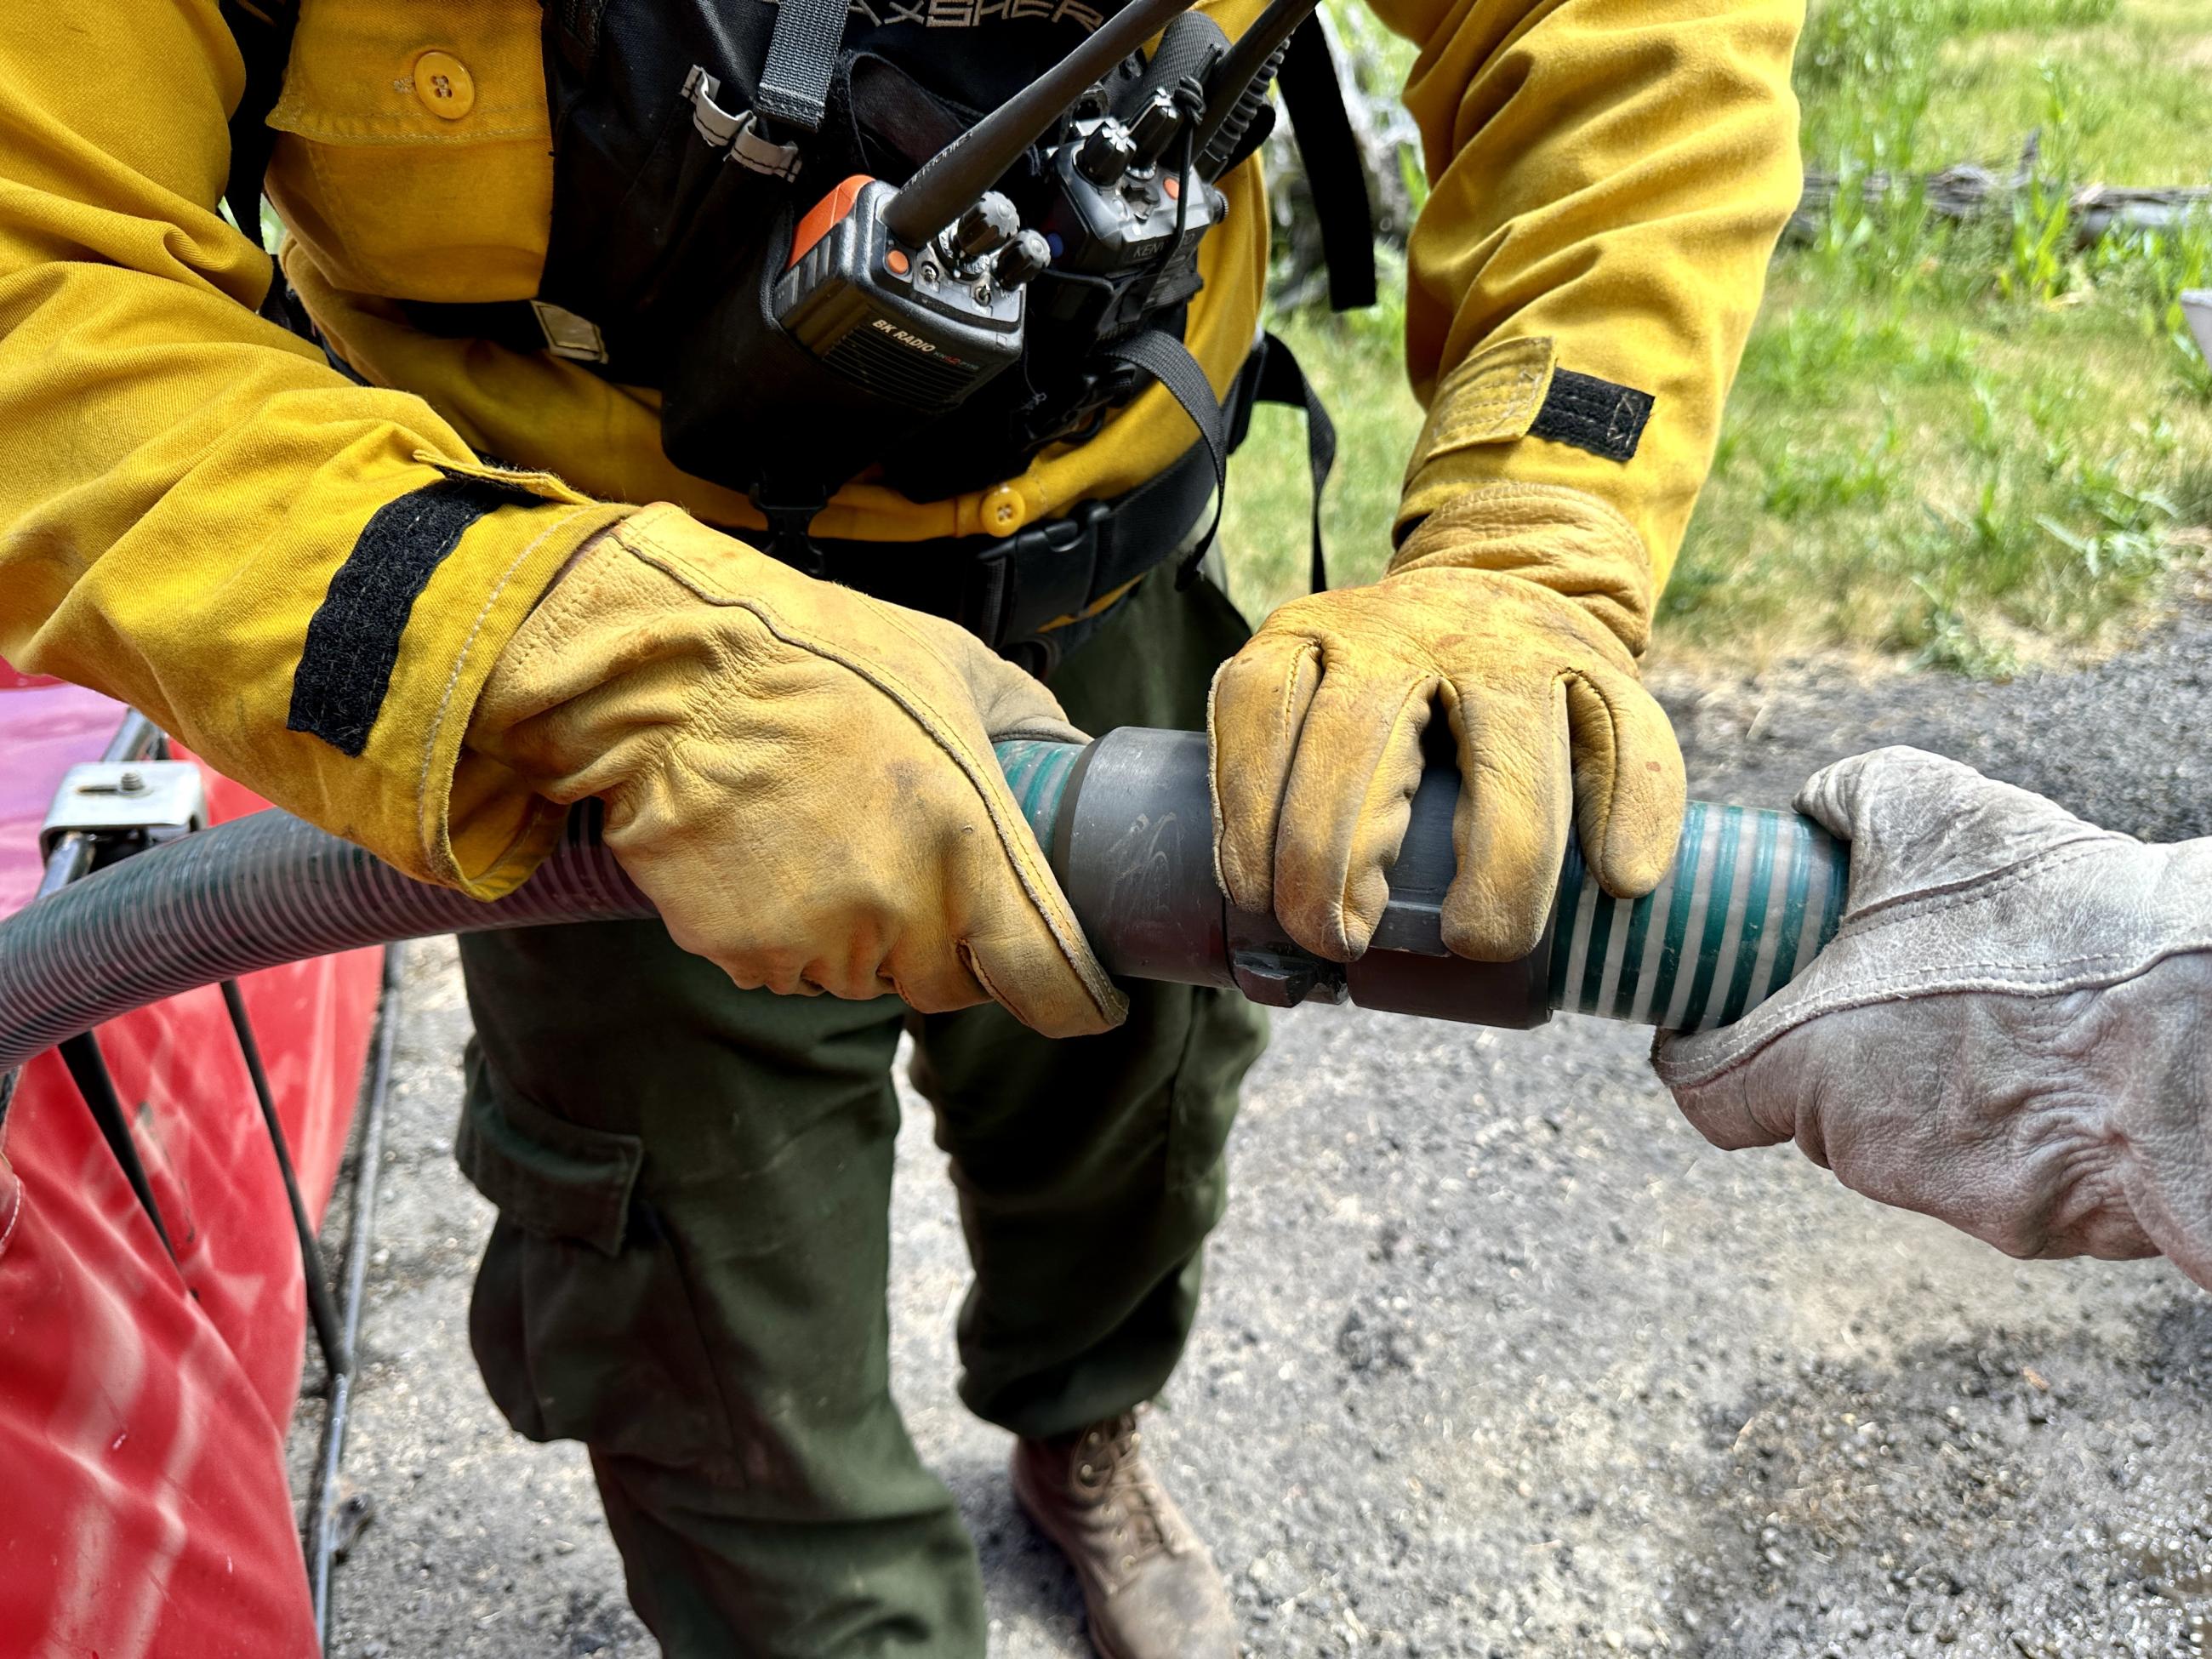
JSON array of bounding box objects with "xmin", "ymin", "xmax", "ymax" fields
[{"xmin": 3, "ymin": 673, "xmax": 379, "ymax": 1657}]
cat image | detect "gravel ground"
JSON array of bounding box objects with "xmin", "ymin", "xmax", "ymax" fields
[{"xmin": 292, "ymin": 594, "xmax": 2212, "ymax": 1659}]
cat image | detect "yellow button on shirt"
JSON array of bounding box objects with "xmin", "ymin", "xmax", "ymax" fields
[
  {"xmin": 979, "ymin": 482, "xmax": 1029, "ymax": 537},
  {"xmin": 411, "ymin": 50, "xmax": 474, "ymax": 120}
]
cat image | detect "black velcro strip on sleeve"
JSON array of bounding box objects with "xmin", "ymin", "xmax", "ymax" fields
[
  {"xmin": 1528, "ymin": 368, "xmax": 1655, "ymax": 463},
  {"xmin": 287, "ymin": 478, "xmax": 523, "ymax": 756}
]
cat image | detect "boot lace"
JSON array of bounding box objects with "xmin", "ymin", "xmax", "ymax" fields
[{"xmin": 1072, "ymin": 1411, "xmax": 1181, "ymax": 1574}]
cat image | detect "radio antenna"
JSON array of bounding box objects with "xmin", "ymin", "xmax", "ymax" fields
[
  {"xmin": 1186, "ymin": 0, "xmax": 1323, "ymax": 168},
  {"xmin": 883, "ymin": 0, "xmax": 1202, "ymax": 245}
]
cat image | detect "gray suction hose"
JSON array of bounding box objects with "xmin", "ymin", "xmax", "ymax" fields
[
  {"xmin": 0, "ymin": 805, "xmax": 651, "ymax": 1075},
  {"xmin": 0, "ymin": 728, "xmax": 1846, "ymax": 1074}
]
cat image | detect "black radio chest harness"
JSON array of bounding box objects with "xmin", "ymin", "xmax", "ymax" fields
[{"xmin": 219, "ymin": 0, "xmax": 1375, "ymax": 666}]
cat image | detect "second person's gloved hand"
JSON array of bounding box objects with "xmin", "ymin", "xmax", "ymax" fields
[
  {"xmin": 465, "ymin": 503, "xmax": 1126, "ymax": 1038},
  {"xmin": 1656, "ymin": 748, "xmax": 2212, "ymax": 1287},
  {"xmin": 1207, "ymin": 483, "xmax": 1685, "ymax": 962}
]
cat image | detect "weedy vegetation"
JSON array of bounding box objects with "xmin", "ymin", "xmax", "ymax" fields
[{"xmin": 1219, "ymin": 0, "xmax": 2212, "ymax": 672}]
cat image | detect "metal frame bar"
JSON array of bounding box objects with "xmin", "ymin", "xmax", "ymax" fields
[
  {"xmin": 220, "ymin": 978, "xmax": 348, "ymax": 1377},
  {"xmin": 304, "ymin": 944, "xmax": 401, "ymax": 1649},
  {"xmin": 56, "ymin": 1033, "xmax": 178, "ymax": 1260},
  {"xmin": 29, "ymin": 712, "xmax": 183, "ymax": 1261}
]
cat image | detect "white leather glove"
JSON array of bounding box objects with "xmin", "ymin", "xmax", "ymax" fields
[{"xmin": 1655, "ymin": 747, "xmax": 2212, "ymax": 1286}]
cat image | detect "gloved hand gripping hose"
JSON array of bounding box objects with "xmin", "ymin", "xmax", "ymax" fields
[{"xmin": 0, "ymin": 729, "xmax": 1844, "ymax": 1074}]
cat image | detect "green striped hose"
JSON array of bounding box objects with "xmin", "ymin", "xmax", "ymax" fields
[
  {"xmin": 999, "ymin": 735, "xmax": 1085, "ymax": 854},
  {"xmin": 996, "ymin": 737, "xmax": 1847, "ymax": 1034},
  {"xmin": 1548, "ymin": 802, "xmax": 1848, "ymax": 1032}
]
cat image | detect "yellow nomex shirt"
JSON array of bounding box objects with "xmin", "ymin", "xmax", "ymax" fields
[{"xmin": 0, "ymin": 0, "xmax": 1801, "ymax": 895}]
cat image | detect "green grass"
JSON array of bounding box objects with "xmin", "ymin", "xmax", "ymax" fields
[
  {"xmin": 1667, "ymin": 266, "xmax": 2212, "ymax": 670},
  {"xmin": 1219, "ymin": 0, "xmax": 2212, "ymax": 671},
  {"xmin": 1808, "ymin": 0, "xmax": 2212, "ymax": 182}
]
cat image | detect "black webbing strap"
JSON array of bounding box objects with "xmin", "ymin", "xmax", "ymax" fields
[
  {"xmin": 1249, "ymin": 332, "xmax": 1335, "ymax": 593},
  {"xmin": 1107, "ymin": 328, "xmax": 1337, "ymax": 593},
  {"xmin": 756, "ymin": 0, "xmax": 849, "ymax": 131},
  {"xmin": 1103, "ymin": 328, "xmax": 1229, "ymax": 581},
  {"xmin": 792, "ymin": 438, "xmax": 1217, "ymax": 653},
  {"xmin": 1277, "ymin": 18, "xmax": 1377, "ymax": 314}
]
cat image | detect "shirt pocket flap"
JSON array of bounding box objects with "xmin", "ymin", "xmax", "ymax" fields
[{"xmin": 268, "ymin": 3, "xmax": 550, "ymax": 145}]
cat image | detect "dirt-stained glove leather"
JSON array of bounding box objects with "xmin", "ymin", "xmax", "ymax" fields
[
  {"xmin": 1207, "ymin": 484, "xmax": 1685, "ymax": 963},
  {"xmin": 1656, "ymin": 747, "xmax": 2212, "ymax": 1287},
  {"xmin": 467, "ymin": 503, "xmax": 1126, "ymax": 1038}
]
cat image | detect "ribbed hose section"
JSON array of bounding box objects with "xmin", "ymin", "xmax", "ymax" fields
[
  {"xmin": 1548, "ymin": 801, "xmax": 1849, "ymax": 1033},
  {"xmin": 0, "ymin": 806, "xmax": 653, "ymax": 1075},
  {"xmin": 996, "ymin": 737, "xmax": 1083, "ymax": 852},
  {"xmin": 0, "ymin": 744, "xmax": 1085, "ymax": 1075}
]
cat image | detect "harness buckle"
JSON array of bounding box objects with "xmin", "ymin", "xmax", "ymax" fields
[
  {"xmin": 530, "ymin": 300, "xmax": 610, "ymax": 363},
  {"xmin": 682, "ymin": 65, "xmax": 802, "ymax": 180},
  {"xmin": 967, "ymin": 499, "xmax": 1110, "ymax": 653},
  {"xmin": 753, "ymin": 496, "xmax": 829, "ymax": 576}
]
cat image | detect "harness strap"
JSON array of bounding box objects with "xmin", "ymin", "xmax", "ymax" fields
[
  {"xmin": 1246, "ymin": 332, "xmax": 1335, "ymax": 593},
  {"xmin": 1103, "ymin": 328, "xmax": 1333, "ymax": 596},
  {"xmin": 756, "ymin": 0, "xmax": 851, "ymax": 132},
  {"xmin": 1277, "ymin": 18, "xmax": 1377, "ymax": 313},
  {"xmin": 1103, "ymin": 328, "xmax": 1230, "ymax": 579},
  {"xmin": 795, "ymin": 436, "xmax": 1219, "ymax": 664}
]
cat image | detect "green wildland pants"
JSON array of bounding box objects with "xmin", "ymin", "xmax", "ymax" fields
[{"xmin": 454, "ymin": 571, "xmax": 1269, "ymax": 1657}]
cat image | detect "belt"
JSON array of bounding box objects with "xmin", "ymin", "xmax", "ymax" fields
[{"xmin": 787, "ymin": 435, "xmax": 1219, "ymax": 670}]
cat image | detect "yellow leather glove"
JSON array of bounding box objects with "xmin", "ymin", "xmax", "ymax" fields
[
  {"xmin": 1207, "ymin": 484, "xmax": 1685, "ymax": 964},
  {"xmin": 466, "ymin": 504, "xmax": 1126, "ymax": 1038}
]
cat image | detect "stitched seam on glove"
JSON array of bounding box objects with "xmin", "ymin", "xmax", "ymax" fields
[
  {"xmin": 1831, "ymin": 840, "xmax": 2124, "ymax": 939},
  {"xmin": 1205, "ymin": 668, "xmax": 1235, "ymax": 901},
  {"xmin": 1332, "ymin": 674, "xmax": 1434, "ymax": 953},
  {"xmin": 419, "ymin": 502, "xmax": 627, "ymax": 887},
  {"xmin": 1656, "ymin": 942, "xmax": 2212, "ymax": 1092},
  {"xmin": 1390, "ymin": 483, "xmax": 1652, "ymax": 653},
  {"xmin": 622, "ymin": 529, "xmax": 1122, "ymax": 1023},
  {"xmin": 1206, "ymin": 641, "xmax": 1320, "ymax": 907},
  {"xmin": 1559, "ymin": 663, "xmax": 1626, "ymax": 869}
]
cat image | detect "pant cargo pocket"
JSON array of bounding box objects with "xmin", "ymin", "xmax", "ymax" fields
[{"xmin": 459, "ymin": 1044, "xmax": 738, "ymax": 1470}]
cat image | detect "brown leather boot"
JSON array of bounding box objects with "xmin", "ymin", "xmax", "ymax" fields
[{"xmin": 1010, "ymin": 1411, "xmax": 1239, "ymax": 1659}]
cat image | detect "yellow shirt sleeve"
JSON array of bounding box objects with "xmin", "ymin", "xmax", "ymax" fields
[
  {"xmin": 1365, "ymin": 0, "xmax": 1804, "ymax": 590},
  {"xmin": 0, "ymin": 3, "xmax": 628, "ymax": 897}
]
